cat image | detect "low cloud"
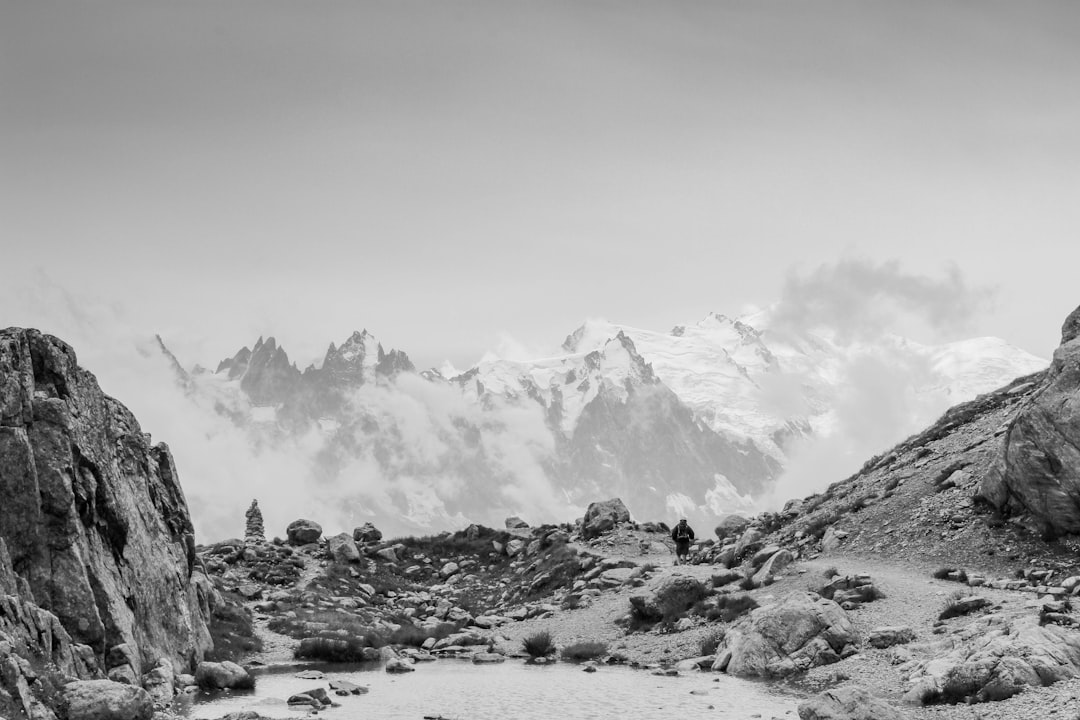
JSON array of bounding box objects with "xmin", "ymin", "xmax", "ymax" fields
[
  {"xmin": 770, "ymin": 259, "xmax": 994, "ymax": 343},
  {"xmin": 762, "ymin": 259, "xmax": 1000, "ymax": 506}
]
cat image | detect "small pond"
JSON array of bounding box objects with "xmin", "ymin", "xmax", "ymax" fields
[{"xmin": 178, "ymin": 659, "xmax": 800, "ymax": 719}]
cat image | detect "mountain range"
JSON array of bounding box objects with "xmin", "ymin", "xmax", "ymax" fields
[{"xmin": 160, "ymin": 311, "xmax": 1047, "ymax": 537}]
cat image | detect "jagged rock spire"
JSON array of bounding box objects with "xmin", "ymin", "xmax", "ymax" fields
[{"xmin": 245, "ymin": 500, "xmax": 265, "ymax": 544}]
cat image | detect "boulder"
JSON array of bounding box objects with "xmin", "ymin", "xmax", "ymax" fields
[
  {"xmin": 328, "ymin": 533, "xmax": 361, "ymax": 564},
  {"xmin": 439, "ymin": 561, "xmax": 460, "ymax": 579},
  {"xmin": 715, "ymin": 514, "xmax": 751, "ymax": 541},
  {"xmin": 798, "ymin": 685, "xmax": 906, "ymax": 720},
  {"xmin": 194, "ymin": 661, "xmax": 254, "ymax": 690},
  {"xmin": 505, "ymin": 539, "xmax": 525, "ymax": 557},
  {"xmin": 749, "ymin": 544, "xmax": 783, "ymax": 569},
  {"xmin": 629, "ymin": 575, "xmax": 708, "ymax": 622},
  {"xmin": 980, "ymin": 305, "xmax": 1080, "ymax": 536},
  {"xmin": 385, "ymin": 658, "xmax": 415, "ymax": 673},
  {"xmin": 867, "ymin": 626, "xmax": 915, "ymax": 649},
  {"xmin": 352, "ymin": 522, "xmax": 382, "ymax": 544},
  {"xmin": 62, "ymin": 680, "xmax": 154, "ymax": 720},
  {"xmin": 286, "ymin": 519, "xmax": 322, "ymax": 545},
  {"xmin": 581, "ymin": 498, "xmax": 631, "ymax": 539},
  {"xmin": 471, "ymin": 652, "xmax": 506, "ymax": 664},
  {"xmin": 505, "ymin": 516, "xmax": 530, "ymax": 530},
  {"xmin": 733, "ymin": 527, "xmax": 765, "ymax": 559},
  {"xmin": 753, "ymin": 549, "xmax": 794, "ymax": 585},
  {"xmin": 712, "ymin": 592, "xmax": 856, "ymax": 678},
  {"xmin": 0, "ymin": 329, "xmax": 213, "ymax": 672}
]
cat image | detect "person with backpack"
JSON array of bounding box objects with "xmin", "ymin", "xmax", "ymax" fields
[{"xmin": 671, "ymin": 518, "xmax": 695, "ymax": 565}]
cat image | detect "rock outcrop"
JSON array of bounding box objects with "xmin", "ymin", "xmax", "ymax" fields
[
  {"xmin": 981, "ymin": 305, "xmax": 1080, "ymax": 536},
  {"xmin": 903, "ymin": 613, "xmax": 1080, "ymax": 705},
  {"xmin": 0, "ymin": 328, "xmax": 213, "ymax": 673},
  {"xmin": 712, "ymin": 592, "xmax": 856, "ymax": 677}
]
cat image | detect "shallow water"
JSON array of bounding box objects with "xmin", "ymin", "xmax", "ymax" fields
[{"xmin": 179, "ymin": 659, "xmax": 800, "ymax": 720}]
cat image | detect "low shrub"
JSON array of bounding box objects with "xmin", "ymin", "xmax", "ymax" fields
[
  {"xmin": 699, "ymin": 629, "xmax": 726, "ymax": 656},
  {"xmin": 822, "ymin": 566, "xmax": 839, "ymax": 579},
  {"xmin": 388, "ymin": 621, "xmax": 459, "ymax": 647},
  {"xmin": 738, "ymin": 576, "xmax": 757, "ymax": 592},
  {"xmin": 561, "ymin": 641, "xmax": 608, "ymax": 661},
  {"xmin": 522, "ymin": 631, "xmax": 556, "ymax": 658},
  {"xmin": 204, "ymin": 593, "xmax": 262, "ymax": 662},
  {"xmin": 713, "ymin": 594, "xmax": 759, "ymax": 623},
  {"xmin": 295, "ymin": 636, "xmax": 380, "ymax": 662},
  {"xmin": 561, "ymin": 594, "xmax": 584, "ymax": 610}
]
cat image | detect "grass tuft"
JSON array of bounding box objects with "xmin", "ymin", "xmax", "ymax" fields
[
  {"xmin": 699, "ymin": 629, "xmax": 726, "ymax": 656},
  {"xmin": 522, "ymin": 631, "xmax": 556, "ymax": 658},
  {"xmin": 561, "ymin": 641, "xmax": 608, "ymax": 661}
]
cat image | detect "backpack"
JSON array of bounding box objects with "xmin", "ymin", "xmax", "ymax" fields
[{"xmin": 675, "ymin": 525, "xmax": 691, "ymax": 541}]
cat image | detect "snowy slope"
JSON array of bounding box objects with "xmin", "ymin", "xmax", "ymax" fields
[{"xmin": 479, "ymin": 311, "xmax": 1048, "ymax": 462}]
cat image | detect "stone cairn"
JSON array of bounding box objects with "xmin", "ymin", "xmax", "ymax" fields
[{"xmin": 245, "ymin": 499, "xmax": 265, "ymax": 544}]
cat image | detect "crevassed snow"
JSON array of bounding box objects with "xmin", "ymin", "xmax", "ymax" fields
[{"xmin": 465, "ymin": 311, "xmax": 1048, "ymax": 460}]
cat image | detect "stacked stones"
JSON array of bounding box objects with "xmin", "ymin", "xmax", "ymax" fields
[{"xmin": 245, "ymin": 500, "xmax": 265, "ymax": 544}]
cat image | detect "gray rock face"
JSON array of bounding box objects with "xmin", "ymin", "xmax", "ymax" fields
[
  {"xmin": 581, "ymin": 498, "xmax": 631, "ymax": 539},
  {"xmin": 0, "ymin": 537, "xmax": 99, "ymax": 714},
  {"xmin": 286, "ymin": 519, "xmax": 322, "ymax": 545},
  {"xmin": 798, "ymin": 685, "xmax": 906, "ymax": 720},
  {"xmin": 62, "ymin": 680, "xmax": 153, "ymax": 720},
  {"xmin": 0, "ymin": 328, "xmax": 213, "ymax": 672},
  {"xmin": 981, "ymin": 305, "xmax": 1080, "ymax": 536},
  {"xmin": 712, "ymin": 592, "xmax": 856, "ymax": 678}
]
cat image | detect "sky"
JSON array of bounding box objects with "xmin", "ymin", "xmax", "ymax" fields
[{"xmin": 3, "ymin": 0, "xmax": 1080, "ymax": 371}]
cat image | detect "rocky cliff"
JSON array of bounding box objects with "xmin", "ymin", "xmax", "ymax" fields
[
  {"xmin": 0, "ymin": 328, "xmax": 213, "ymax": 674},
  {"xmin": 981, "ymin": 305, "xmax": 1080, "ymax": 537}
]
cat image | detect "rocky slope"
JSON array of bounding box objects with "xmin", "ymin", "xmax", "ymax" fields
[{"xmin": 0, "ymin": 328, "xmax": 218, "ymax": 717}]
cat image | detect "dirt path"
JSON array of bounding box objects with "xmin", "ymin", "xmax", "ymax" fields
[{"xmin": 241, "ymin": 555, "xmax": 326, "ymax": 666}]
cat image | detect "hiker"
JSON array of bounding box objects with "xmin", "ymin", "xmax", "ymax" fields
[{"xmin": 671, "ymin": 518, "xmax": 695, "ymax": 565}]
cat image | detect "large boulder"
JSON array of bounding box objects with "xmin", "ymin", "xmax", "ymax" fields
[
  {"xmin": 798, "ymin": 685, "xmax": 906, "ymax": 720},
  {"xmin": 581, "ymin": 498, "xmax": 631, "ymax": 539},
  {"xmin": 714, "ymin": 513, "xmax": 751, "ymax": 541},
  {"xmin": 194, "ymin": 660, "xmax": 254, "ymax": 690},
  {"xmin": 286, "ymin": 519, "xmax": 322, "ymax": 545},
  {"xmin": 712, "ymin": 592, "xmax": 856, "ymax": 678},
  {"xmin": 629, "ymin": 574, "xmax": 708, "ymax": 622},
  {"xmin": 0, "ymin": 329, "xmax": 212, "ymax": 672},
  {"xmin": 328, "ymin": 533, "xmax": 360, "ymax": 564},
  {"xmin": 980, "ymin": 305, "xmax": 1080, "ymax": 536},
  {"xmin": 62, "ymin": 680, "xmax": 153, "ymax": 720},
  {"xmin": 504, "ymin": 516, "xmax": 530, "ymax": 530},
  {"xmin": 352, "ymin": 522, "xmax": 382, "ymax": 544}
]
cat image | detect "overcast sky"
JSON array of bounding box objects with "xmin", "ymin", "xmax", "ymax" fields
[{"xmin": 3, "ymin": 1, "xmax": 1079, "ymax": 371}]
